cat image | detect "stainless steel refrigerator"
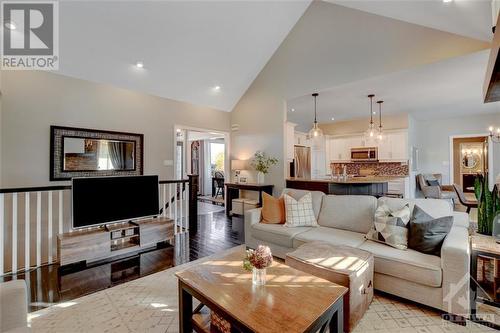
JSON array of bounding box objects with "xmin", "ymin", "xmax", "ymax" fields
[{"xmin": 294, "ymin": 145, "xmax": 311, "ymax": 179}]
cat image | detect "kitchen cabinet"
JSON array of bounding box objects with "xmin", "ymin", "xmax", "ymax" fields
[
  {"xmin": 285, "ymin": 122, "xmax": 297, "ymax": 161},
  {"xmin": 327, "ymin": 130, "xmax": 408, "ymax": 163},
  {"xmin": 295, "ymin": 132, "xmax": 310, "ymax": 147},
  {"xmin": 378, "ymin": 130, "xmax": 408, "ymax": 162},
  {"xmin": 387, "ymin": 177, "xmax": 410, "ymax": 198},
  {"xmin": 325, "ymin": 136, "xmax": 332, "ymax": 174}
]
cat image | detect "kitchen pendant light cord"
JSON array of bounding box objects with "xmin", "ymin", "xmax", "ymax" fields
[{"xmin": 313, "ymin": 93, "xmax": 318, "ymax": 124}]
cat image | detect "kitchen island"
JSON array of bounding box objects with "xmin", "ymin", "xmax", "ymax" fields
[{"xmin": 286, "ymin": 176, "xmax": 406, "ymax": 196}]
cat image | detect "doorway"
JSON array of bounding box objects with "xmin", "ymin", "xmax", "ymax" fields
[
  {"xmin": 174, "ymin": 126, "xmax": 230, "ymax": 211},
  {"xmin": 451, "ymin": 136, "xmax": 489, "ymax": 193}
]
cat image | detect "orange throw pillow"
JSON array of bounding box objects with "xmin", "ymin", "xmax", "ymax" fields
[{"xmin": 261, "ymin": 192, "xmax": 285, "ymax": 224}]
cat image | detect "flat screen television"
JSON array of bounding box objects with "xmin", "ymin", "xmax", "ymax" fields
[{"xmin": 72, "ymin": 175, "xmax": 159, "ymax": 229}]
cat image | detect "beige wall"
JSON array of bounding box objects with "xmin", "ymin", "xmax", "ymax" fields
[
  {"xmin": 412, "ymin": 113, "xmax": 500, "ymax": 185},
  {"xmin": 1, "ymin": 71, "xmax": 230, "ymax": 187},
  {"xmin": 230, "ymin": 1, "xmax": 486, "ymax": 193},
  {"xmin": 319, "ymin": 113, "xmax": 408, "ymax": 136}
]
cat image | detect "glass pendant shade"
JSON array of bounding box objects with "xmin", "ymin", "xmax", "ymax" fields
[
  {"xmin": 309, "ymin": 122, "xmax": 324, "ymax": 139},
  {"xmin": 309, "ymin": 122, "xmax": 324, "ymax": 150}
]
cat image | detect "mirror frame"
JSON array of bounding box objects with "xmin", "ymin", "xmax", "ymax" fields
[{"xmin": 50, "ymin": 125, "xmax": 144, "ymax": 181}]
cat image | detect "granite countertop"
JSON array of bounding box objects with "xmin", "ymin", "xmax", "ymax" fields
[{"xmin": 287, "ymin": 176, "xmax": 407, "ymax": 184}]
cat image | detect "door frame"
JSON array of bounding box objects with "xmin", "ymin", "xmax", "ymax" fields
[
  {"xmin": 173, "ymin": 125, "xmax": 230, "ymax": 181},
  {"xmin": 448, "ymin": 133, "xmax": 493, "ymax": 189}
]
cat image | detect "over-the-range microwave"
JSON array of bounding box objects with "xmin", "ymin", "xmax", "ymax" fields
[{"xmin": 350, "ymin": 147, "xmax": 378, "ymax": 162}]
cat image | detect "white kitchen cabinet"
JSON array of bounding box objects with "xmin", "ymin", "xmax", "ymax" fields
[
  {"xmin": 311, "ymin": 150, "xmax": 326, "ymax": 178},
  {"xmin": 378, "ymin": 130, "xmax": 408, "ymax": 162},
  {"xmin": 390, "ymin": 131, "xmax": 408, "ymax": 161},
  {"xmin": 295, "ymin": 132, "xmax": 310, "ymax": 147},
  {"xmin": 285, "ymin": 122, "xmax": 297, "ymax": 161},
  {"xmin": 330, "ymin": 137, "xmax": 350, "ymax": 162},
  {"xmin": 349, "ymin": 135, "xmax": 364, "ymax": 149},
  {"xmin": 388, "ymin": 177, "xmax": 410, "ymax": 198},
  {"xmin": 325, "ymin": 136, "xmax": 332, "ymax": 174}
]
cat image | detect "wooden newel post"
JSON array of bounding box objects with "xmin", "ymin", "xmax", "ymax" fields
[{"xmin": 188, "ymin": 174, "xmax": 198, "ymax": 231}]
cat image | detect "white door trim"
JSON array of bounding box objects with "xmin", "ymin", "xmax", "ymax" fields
[
  {"xmin": 448, "ymin": 133, "xmax": 492, "ymax": 188},
  {"xmin": 173, "ymin": 125, "xmax": 231, "ymax": 181}
]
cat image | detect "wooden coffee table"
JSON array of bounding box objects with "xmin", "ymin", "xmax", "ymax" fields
[{"xmin": 175, "ymin": 246, "xmax": 348, "ymax": 333}]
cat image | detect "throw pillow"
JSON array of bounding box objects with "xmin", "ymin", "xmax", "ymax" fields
[
  {"xmin": 427, "ymin": 179, "xmax": 440, "ymax": 187},
  {"xmin": 283, "ymin": 193, "xmax": 317, "ymax": 227},
  {"xmin": 366, "ymin": 204, "xmax": 411, "ymax": 249},
  {"xmin": 408, "ymin": 205, "xmax": 453, "ymax": 256},
  {"xmin": 261, "ymin": 192, "xmax": 285, "ymax": 224}
]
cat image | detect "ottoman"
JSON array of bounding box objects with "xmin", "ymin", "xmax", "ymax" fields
[{"xmin": 286, "ymin": 242, "xmax": 374, "ymax": 332}]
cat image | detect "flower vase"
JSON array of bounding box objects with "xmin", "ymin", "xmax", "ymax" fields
[
  {"xmin": 252, "ymin": 267, "xmax": 266, "ymax": 286},
  {"xmin": 257, "ymin": 172, "xmax": 265, "ymax": 184}
]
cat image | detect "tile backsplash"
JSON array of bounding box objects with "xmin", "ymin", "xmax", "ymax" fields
[{"xmin": 331, "ymin": 162, "xmax": 409, "ymax": 176}]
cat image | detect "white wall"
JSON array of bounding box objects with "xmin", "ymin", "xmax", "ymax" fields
[
  {"xmin": 230, "ymin": 1, "xmax": 487, "ymax": 194},
  {"xmin": 413, "ymin": 113, "xmax": 500, "ymax": 185},
  {"xmin": 1, "ymin": 71, "xmax": 230, "ymax": 187}
]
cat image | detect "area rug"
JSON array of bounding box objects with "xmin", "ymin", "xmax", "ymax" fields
[{"xmin": 28, "ymin": 245, "xmax": 495, "ymax": 333}]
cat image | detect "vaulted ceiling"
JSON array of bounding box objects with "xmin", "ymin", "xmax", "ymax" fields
[
  {"xmin": 54, "ymin": 0, "xmax": 494, "ymax": 118},
  {"xmin": 56, "ymin": 0, "xmax": 311, "ymax": 111}
]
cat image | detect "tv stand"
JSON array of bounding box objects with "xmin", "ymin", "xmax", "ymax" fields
[{"xmin": 57, "ymin": 217, "xmax": 174, "ymax": 267}]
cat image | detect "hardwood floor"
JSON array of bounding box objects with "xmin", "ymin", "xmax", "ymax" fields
[{"xmin": 0, "ymin": 207, "xmax": 244, "ymax": 313}]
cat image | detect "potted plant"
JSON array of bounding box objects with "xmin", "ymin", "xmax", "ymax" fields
[
  {"xmin": 474, "ymin": 174, "xmax": 500, "ymax": 235},
  {"xmin": 243, "ymin": 245, "xmax": 273, "ymax": 285},
  {"xmin": 250, "ymin": 151, "xmax": 278, "ymax": 184}
]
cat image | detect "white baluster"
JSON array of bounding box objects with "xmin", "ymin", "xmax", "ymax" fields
[
  {"xmin": 168, "ymin": 184, "xmax": 173, "ymax": 219},
  {"xmin": 162, "ymin": 184, "xmax": 166, "ymax": 217},
  {"xmin": 48, "ymin": 191, "xmax": 53, "ymax": 263},
  {"xmin": 0, "ymin": 193, "xmax": 4, "ymax": 275},
  {"xmin": 12, "ymin": 193, "xmax": 18, "ymax": 273},
  {"xmin": 36, "ymin": 192, "xmax": 41, "ymax": 267},
  {"xmin": 179, "ymin": 184, "xmax": 183, "ymax": 231},
  {"xmin": 25, "ymin": 193, "xmax": 30, "ymax": 270},
  {"xmin": 174, "ymin": 184, "xmax": 178, "ymax": 229},
  {"xmin": 58, "ymin": 190, "xmax": 63, "ymax": 235},
  {"xmin": 185, "ymin": 182, "xmax": 189, "ymax": 231}
]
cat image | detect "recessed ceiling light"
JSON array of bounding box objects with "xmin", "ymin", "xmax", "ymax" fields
[
  {"xmin": 442, "ymin": 0, "xmax": 452, "ymax": 3},
  {"xmin": 4, "ymin": 21, "xmax": 16, "ymax": 30},
  {"xmin": 213, "ymin": 85, "xmax": 221, "ymax": 91},
  {"xmin": 331, "ymin": 117, "xmax": 335, "ymax": 121},
  {"xmin": 291, "ymin": 108, "xmax": 295, "ymax": 112},
  {"xmin": 135, "ymin": 61, "xmax": 144, "ymax": 68}
]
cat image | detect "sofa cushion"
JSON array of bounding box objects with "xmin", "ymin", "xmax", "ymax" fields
[
  {"xmin": 284, "ymin": 193, "xmax": 318, "ymax": 227},
  {"xmin": 366, "ymin": 203, "xmax": 411, "ymax": 250},
  {"xmin": 251, "ymin": 223, "xmax": 311, "ymax": 248},
  {"xmin": 282, "ymin": 189, "xmax": 324, "ymax": 220},
  {"xmin": 378, "ymin": 197, "xmax": 452, "ymax": 219},
  {"xmin": 359, "ymin": 240, "xmax": 442, "ymax": 287},
  {"xmin": 318, "ymin": 195, "xmax": 377, "ymax": 233},
  {"xmin": 261, "ymin": 192, "xmax": 285, "ymax": 224},
  {"xmin": 408, "ymin": 205, "xmax": 453, "ymax": 256},
  {"xmin": 293, "ymin": 226, "xmax": 367, "ymax": 249}
]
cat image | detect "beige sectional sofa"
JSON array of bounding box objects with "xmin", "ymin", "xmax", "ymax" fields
[{"xmin": 244, "ymin": 189, "xmax": 470, "ymax": 317}]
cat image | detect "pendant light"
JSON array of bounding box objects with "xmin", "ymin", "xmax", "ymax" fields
[
  {"xmin": 308, "ymin": 93, "xmax": 324, "ymax": 149},
  {"xmin": 364, "ymin": 94, "xmax": 376, "ymax": 142},
  {"xmin": 376, "ymin": 100, "xmax": 385, "ymax": 142}
]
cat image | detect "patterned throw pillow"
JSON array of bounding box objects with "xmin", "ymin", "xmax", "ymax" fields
[
  {"xmin": 283, "ymin": 193, "xmax": 317, "ymax": 227},
  {"xmin": 366, "ymin": 204, "xmax": 411, "ymax": 249}
]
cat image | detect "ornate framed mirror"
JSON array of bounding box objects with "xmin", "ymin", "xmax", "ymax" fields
[{"xmin": 50, "ymin": 126, "xmax": 144, "ymax": 181}]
